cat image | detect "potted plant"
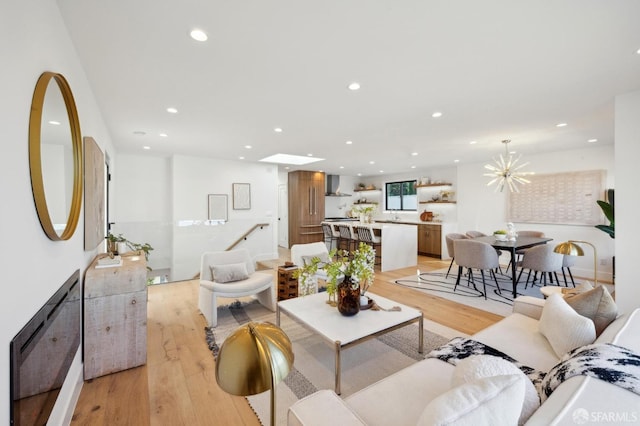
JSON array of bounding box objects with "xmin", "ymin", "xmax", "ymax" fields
[
  {"xmin": 105, "ymin": 232, "xmax": 154, "ymax": 269},
  {"xmin": 353, "ymin": 205, "xmax": 376, "ymax": 223},
  {"xmin": 440, "ymin": 190, "xmax": 454, "ymax": 201},
  {"xmin": 595, "ymin": 188, "xmax": 614, "ymax": 281},
  {"xmin": 324, "ymin": 243, "xmax": 376, "ymax": 313},
  {"xmin": 595, "ymin": 188, "xmax": 614, "ymax": 239}
]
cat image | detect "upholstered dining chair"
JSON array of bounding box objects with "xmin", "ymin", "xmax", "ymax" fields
[
  {"xmin": 445, "ymin": 233, "xmax": 469, "ymax": 278},
  {"xmin": 509, "ymin": 230, "xmax": 546, "ymax": 274},
  {"xmin": 560, "ymin": 254, "xmax": 577, "ymax": 287},
  {"xmin": 198, "ymin": 248, "xmax": 275, "ymax": 327},
  {"xmin": 516, "ymin": 244, "xmax": 563, "ymax": 289},
  {"xmin": 465, "ymin": 230, "xmax": 487, "ymax": 238},
  {"xmin": 453, "ymin": 239, "xmax": 502, "ymax": 299},
  {"xmin": 465, "ymin": 230, "xmax": 503, "ymax": 273}
]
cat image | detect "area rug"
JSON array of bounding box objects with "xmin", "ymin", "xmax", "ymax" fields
[
  {"xmin": 206, "ymin": 300, "xmax": 454, "ymax": 425},
  {"xmin": 393, "ymin": 268, "xmax": 581, "ymax": 317}
]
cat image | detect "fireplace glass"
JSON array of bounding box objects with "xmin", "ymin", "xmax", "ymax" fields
[{"xmin": 10, "ymin": 270, "xmax": 81, "ymax": 425}]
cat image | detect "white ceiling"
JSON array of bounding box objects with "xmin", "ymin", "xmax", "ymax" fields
[{"xmin": 57, "ymin": 0, "xmax": 640, "ymax": 177}]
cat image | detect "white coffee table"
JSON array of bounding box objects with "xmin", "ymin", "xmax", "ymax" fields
[{"xmin": 276, "ymin": 292, "xmax": 423, "ymax": 394}]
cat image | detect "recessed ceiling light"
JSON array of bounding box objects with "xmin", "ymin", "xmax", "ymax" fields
[
  {"xmin": 454, "ymin": 159, "xmax": 460, "ymax": 163},
  {"xmin": 143, "ymin": 146, "xmax": 151, "ymax": 150},
  {"xmin": 259, "ymin": 153, "xmax": 324, "ymax": 165},
  {"xmin": 348, "ymin": 82, "xmax": 361, "ymax": 91},
  {"xmin": 469, "ymin": 140, "xmax": 477, "ymax": 145},
  {"xmin": 307, "ymin": 153, "xmax": 313, "ymax": 156},
  {"xmin": 411, "ymin": 152, "xmax": 418, "ymax": 156},
  {"xmin": 637, "ymin": 48, "xmax": 640, "ymax": 54},
  {"xmin": 369, "ymin": 161, "xmax": 375, "ymax": 165},
  {"xmin": 190, "ymin": 29, "xmax": 208, "ymax": 42},
  {"xmin": 357, "ymin": 173, "xmax": 362, "ymax": 176},
  {"xmin": 159, "ymin": 133, "xmax": 168, "ymax": 137},
  {"xmin": 245, "ymin": 145, "xmax": 252, "ymax": 149},
  {"xmin": 167, "ymin": 107, "xmax": 178, "ymax": 114},
  {"xmin": 239, "ymin": 156, "xmax": 245, "ymax": 160},
  {"xmin": 556, "ymin": 122, "xmax": 568, "ymax": 127},
  {"xmin": 588, "ymin": 139, "xmax": 598, "ymax": 143},
  {"xmin": 432, "ymin": 112, "xmax": 443, "ymax": 118},
  {"xmin": 339, "ymin": 166, "xmax": 344, "ymax": 169},
  {"xmin": 48, "ymin": 120, "xmax": 60, "ymax": 125},
  {"xmin": 133, "ymin": 130, "xmax": 146, "ymax": 136},
  {"xmin": 274, "ymin": 127, "xmax": 283, "ymax": 133},
  {"xmin": 411, "ymin": 165, "xmax": 416, "ymax": 169},
  {"xmin": 345, "ymin": 140, "xmax": 353, "ymax": 145},
  {"xmin": 379, "ymin": 170, "xmax": 384, "ymax": 173}
]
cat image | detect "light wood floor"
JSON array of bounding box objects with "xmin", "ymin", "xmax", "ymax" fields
[{"xmin": 71, "ymin": 254, "xmax": 503, "ymax": 425}]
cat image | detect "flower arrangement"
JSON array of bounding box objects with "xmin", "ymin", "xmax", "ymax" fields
[
  {"xmin": 292, "ymin": 256, "xmax": 321, "ymax": 296},
  {"xmin": 325, "ymin": 242, "xmax": 376, "ymax": 296},
  {"xmin": 353, "ymin": 205, "xmax": 377, "ymax": 223},
  {"xmin": 292, "ymin": 243, "xmax": 376, "ymax": 304}
]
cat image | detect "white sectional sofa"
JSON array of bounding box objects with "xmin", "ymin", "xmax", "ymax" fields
[{"xmin": 288, "ymin": 295, "xmax": 640, "ymax": 425}]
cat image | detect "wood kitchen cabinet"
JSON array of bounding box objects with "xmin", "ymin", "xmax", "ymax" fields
[
  {"xmin": 418, "ymin": 224, "xmax": 442, "ymax": 258},
  {"xmin": 288, "ymin": 170, "xmax": 325, "ymax": 246}
]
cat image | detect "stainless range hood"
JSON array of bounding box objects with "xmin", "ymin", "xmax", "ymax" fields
[{"xmin": 325, "ymin": 174, "xmax": 351, "ymax": 197}]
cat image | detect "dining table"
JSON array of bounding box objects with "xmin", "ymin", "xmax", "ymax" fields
[{"xmin": 472, "ymin": 235, "xmax": 553, "ymax": 298}]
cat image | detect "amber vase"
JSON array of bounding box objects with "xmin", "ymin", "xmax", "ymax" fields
[{"xmin": 337, "ymin": 276, "xmax": 360, "ymax": 316}]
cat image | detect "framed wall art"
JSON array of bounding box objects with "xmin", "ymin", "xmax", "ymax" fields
[
  {"xmin": 208, "ymin": 194, "xmax": 228, "ymax": 221},
  {"xmin": 84, "ymin": 136, "xmax": 105, "ymax": 250},
  {"xmin": 232, "ymin": 183, "xmax": 251, "ymax": 210}
]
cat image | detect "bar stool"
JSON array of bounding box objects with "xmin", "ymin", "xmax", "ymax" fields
[
  {"xmin": 352, "ymin": 224, "xmax": 381, "ymax": 266},
  {"xmin": 336, "ymin": 223, "xmax": 357, "ymax": 253},
  {"xmin": 321, "ymin": 222, "xmax": 339, "ymax": 252}
]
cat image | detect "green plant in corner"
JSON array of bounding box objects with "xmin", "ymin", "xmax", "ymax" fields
[{"xmin": 595, "ymin": 188, "xmax": 614, "ymax": 239}]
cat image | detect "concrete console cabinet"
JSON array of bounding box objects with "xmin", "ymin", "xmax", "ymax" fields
[{"xmin": 83, "ymin": 254, "xmax": 147, "ymax": 380}]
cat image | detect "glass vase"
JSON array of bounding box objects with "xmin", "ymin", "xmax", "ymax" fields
[{"xmin": 337, "ymin": 276, "xmax": 360, "ymax": 316}]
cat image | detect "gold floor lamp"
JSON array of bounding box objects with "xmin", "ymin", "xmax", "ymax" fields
[
  {"xmin": 215, "ymin": 321, "xmax": 294, "ymax": 426},
  {"xmin": 553, "ymin": 240, "xmax": 598, "ymax": 286}
]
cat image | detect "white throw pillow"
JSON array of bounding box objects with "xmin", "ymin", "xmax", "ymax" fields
[
  {"xmin": 539, "ymin": 293, "xmax": 596, "ymax": 358},
  {"xmin": 452, "ymin": 355, "xmax": 539, "ymax": 424},
  {"xmin": 417, "ymin": 374, "xmax": 525, "ymax": 426},
  {"xmin": 211, "ymin": 262, "xmax": 249, "ymax": 283}
]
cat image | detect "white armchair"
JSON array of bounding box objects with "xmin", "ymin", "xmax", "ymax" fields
[
  {"xmin": 198, "ymin": 249, "xmax": 275, "ymax": 327},
  {"xmin": 290, "ymin": 242, "xmax": 333, "ymax": 292}
]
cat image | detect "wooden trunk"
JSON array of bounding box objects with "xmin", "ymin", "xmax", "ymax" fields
[
  {"xmin": 288, "ymin": 170, "xmax": 325, "ymax": 246},
  {"xmin": 83, "ymin": 255, "xmax": 148, "ymax": 380}
]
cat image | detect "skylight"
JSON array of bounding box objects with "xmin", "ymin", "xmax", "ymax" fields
[{"xmin": 259, "ymin": 153, "xmax": 324, "ymax": 165}]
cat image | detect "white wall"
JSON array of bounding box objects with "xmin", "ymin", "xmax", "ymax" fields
[
  {"xmin": 615, "ymin": 89, "xmax": 640, "ymax": 313},
  {"xmin": 110, "ymin": 154, "xmax": 173, "ymax": 272},
  {"xmin": 457, "ymin": 144, "xmax": 615, "ymax": 283},
  {"xmin": 0, "ymin": 1, "xmax": 115, "ymax": 423},
  {"xmin": 171, "ymin": 155, "xmax": 279, "ymax": 280}
]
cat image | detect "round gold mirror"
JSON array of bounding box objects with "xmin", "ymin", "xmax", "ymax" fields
[{"xmin": 29, "ymin": 72, "xmax": 83, "ymax": 241}]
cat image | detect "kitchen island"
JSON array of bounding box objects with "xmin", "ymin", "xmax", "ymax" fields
[
  {"xmin": 325, "ymin": 220, "xmax": 417, "ymax": 271},
  {"xmin": 375, "ymin": 220, "xmax": 456, "ymax": 260}
]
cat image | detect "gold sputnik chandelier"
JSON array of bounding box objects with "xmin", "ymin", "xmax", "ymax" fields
[{"xmin": 484, "ymin": 139, "xmax": 534, "ymax": 192}]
